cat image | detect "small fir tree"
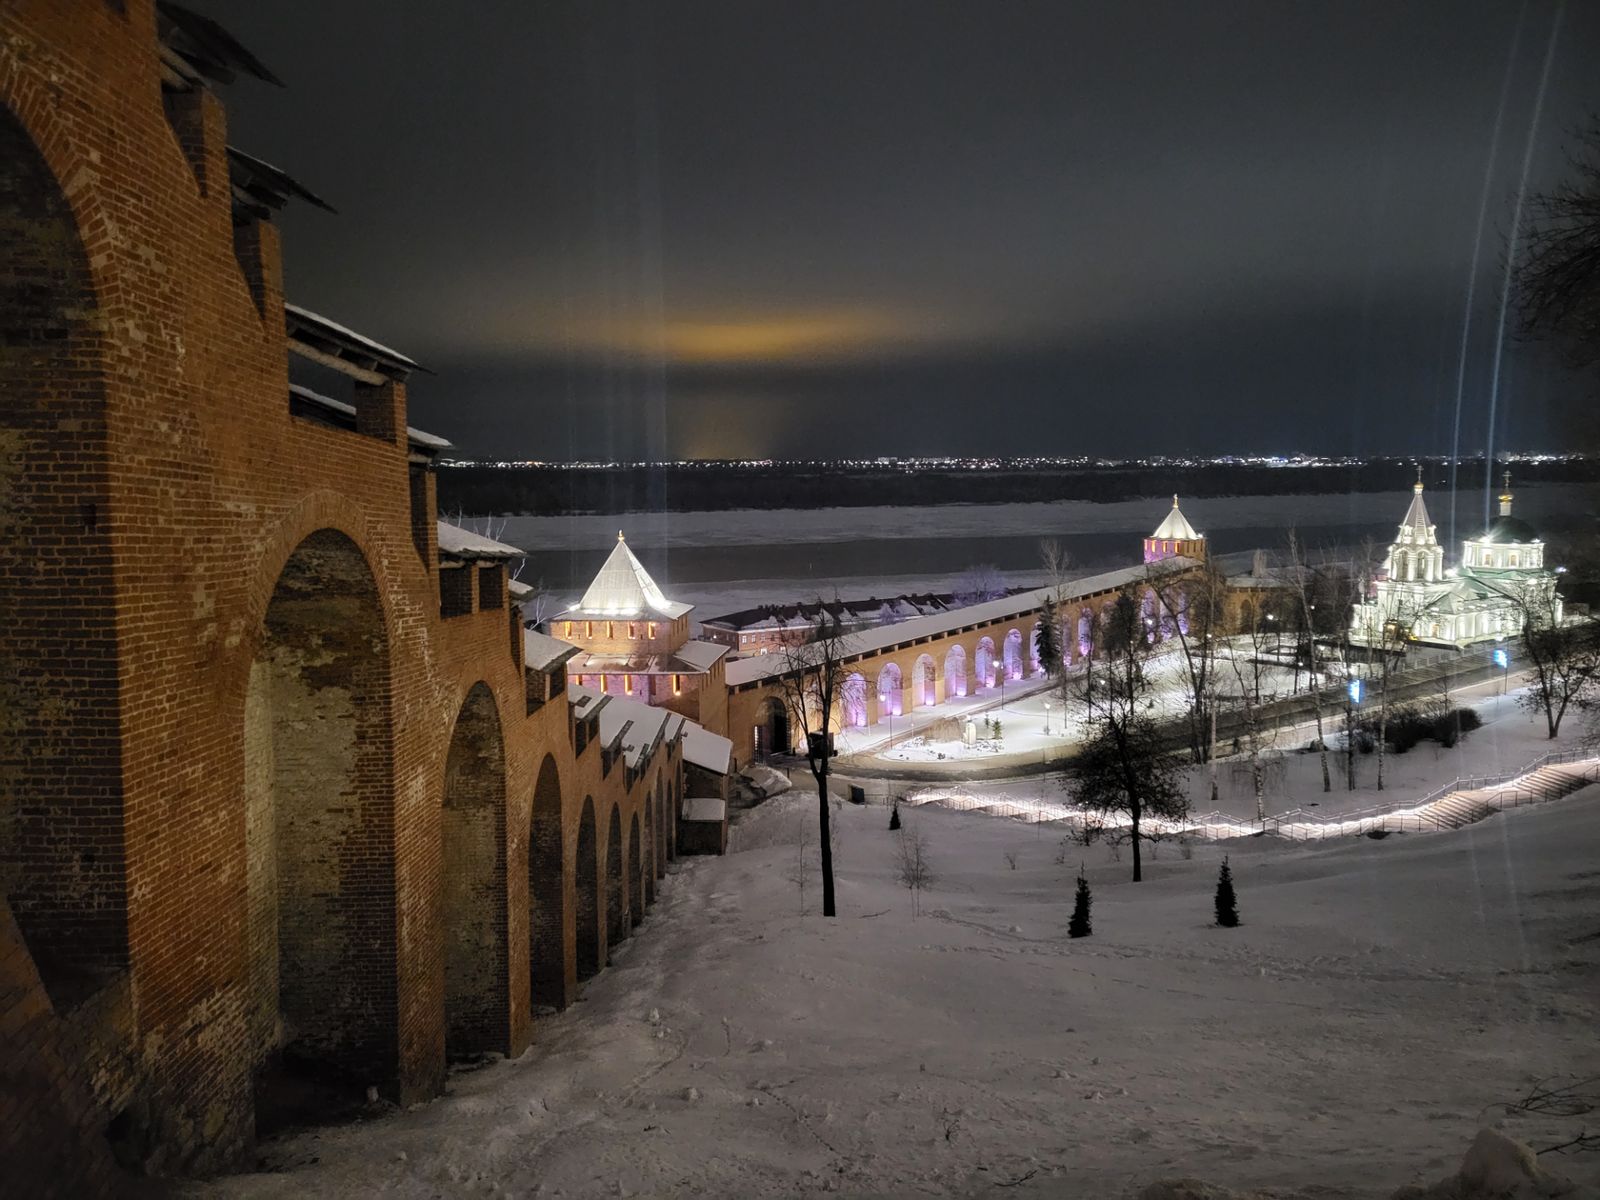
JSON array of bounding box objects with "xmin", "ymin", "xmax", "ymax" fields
[
  {"xmin": 1068, "ymin": 868, "xmax": 1092, "ymax": 938},
  {"xmin": 1035, "ymin": 608, "xmax": 1061, "ymax": 677},
  {"xmin": 1214, "ymin": 856, "xmax": 1239, "ymax": 927},
  {"xmin": 888, "ymin": 801, "xmax": 901, "ymax": 831},
  {"xmin": 992, "ymin": 717, "xmax": 1003, "ymax": 741}
]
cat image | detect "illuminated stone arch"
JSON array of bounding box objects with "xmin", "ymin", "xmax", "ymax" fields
[
  {"xmin": 629, "ymin": 812, "xmax": 644, "ymax": 928},
  {"xmin": 529, "ymin": 755, "xmax": 568, "ymax": 1009},
  {"xmin": 975, "ymin": 637, "xmax": 997, "ymax": 689},
  {"xmin": 943, "ymin": 644, "xmax": 967, "ymax": 698},
  {"xmin": 604, "ymin": 804, "xmax": 627, "ymax": 955},
  {"xmin": 876, "ymin": 661, "xmax": 904, "ymax": 716},
  {"xmin": 912, "ymin": 653, "xmax": 937, "ymax": 707},
  {"xmin": 576, "ymin": 798, "xmax": 601, "ymax": 981},
  {"xmin": 245, "ymin": 529, "xmax": 399, "ymax": 1092},
  {"xmin": 0, "ymin": 102, "xmax": 125, "ymax": 1012},
  {"xmin": 654, "ymin": 777, "xmax": 668, "ymax": 880},
  {"xmin": 440, "ymin": 682, "xmax": 509, "ymax": 1059},
  {"xmin": 1003, "ymin": 628, "xmax": 1024, "ymax": 681},
  {"xmin": 755, "ymin": 694, "xmax": 789, "ymax": 757},
  {"xmin": 842, "ymin": 672, "xmax": 868, "ymax": 726}
]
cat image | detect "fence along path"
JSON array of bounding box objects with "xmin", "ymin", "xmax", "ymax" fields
[{"xmin": 899, "ymin": 750, "xmax": 1600, "ymax": 841}]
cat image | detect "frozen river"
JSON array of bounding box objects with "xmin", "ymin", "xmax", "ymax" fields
[{"xmin": 498, "ymin": 483, "xmax": 1588, "ymax": 623}]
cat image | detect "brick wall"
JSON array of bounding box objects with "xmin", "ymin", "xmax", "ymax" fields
[{"xmin": 0, "ymin": 1, "xmax": 687, "ymax": 1184}]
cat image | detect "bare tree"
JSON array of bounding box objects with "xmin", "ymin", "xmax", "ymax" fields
[
  {"xmin": 1063, "ymin": 587, "xmax": 1189, "ymax": 882},
  {"xmin": 1351, "ymin": 589, "xmax": 1420, "ymax": 791},
  {"xmin": 1148, "ymin": 557, "xmax": 1228, "ymax": 766},
  {"xmin": 1222, "ymin": 595, "xmax": 1286, "ymax": 822},
  {"xmin": 952, "ymin": 562, "xmax": 1008, "ymax": 608},
  {"xmin": 1516, "ymin": 589, "xmax": 1600, "ymax": 739},
  {"xmin": 1517, "ymin": 120, "xmax": 1600, "ymax": 374},
  {"xmin": 895, "ymin": 822, "xmax": 934, "ymax": 917},
  {"xmin": 1285, "ymin": 531, "xmax": 1333, "ymax": 792},
  {"xmin": 449, "ymin": 509, "xmax": 528, "ymax": 585},
  {"xmin": 1037, "ymin": 539, "xmax": 1074, "ymax": 678},
  {"xmin": 774, "ymin": 605, "xmax": 850, "ymax": 916}
]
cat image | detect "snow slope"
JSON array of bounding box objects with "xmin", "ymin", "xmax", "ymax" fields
[{"xmin": 193, "ymin": 789, "xmax": 1600, "ymax": 1199}]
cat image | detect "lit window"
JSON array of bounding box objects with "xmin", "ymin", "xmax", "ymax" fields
[
  {"xmin": 648, "ymin": 622, "xmax": 657, "ymax": 638},
  {"xmin": 672, "ymin": 674, "xmax": 681, "ymax": 695},
  {"xmin": 624, "ymin": 674, "xmax": 633, "ymax": 695},
  {"xmin": 628, "ymin": 623, "xmax": 637, "ymax": 638},
  {"xmin": 607, "ymin": 621, "xmax": 614, "ymax": 638},
  {"xmin": 585, "ymin": 621, "xmax": 592, "ymax": 638}
]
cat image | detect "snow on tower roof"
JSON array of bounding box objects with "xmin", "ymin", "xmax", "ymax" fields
[
  {"xmin": 1397, "ymin": 476, "xmax": 1436, "ymax": 543},
  {"xmin": 569, "ymin": 532, "xmax": 692, "ymax": 620},
  {"xmin": 1149, "ymin": 495, "xmax": 1201, "ymax": 541},
  {"xmin": 523, "ymin": 628, "xmax": 580, "ymax": 672},
  {"xmin": 436, "ymin": 520, "xmax": 525, "ymax": 560}
]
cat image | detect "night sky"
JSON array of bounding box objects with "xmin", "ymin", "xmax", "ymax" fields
[{"xmin": 207, "ymin": 1, "xmax": 1600, "ymax": 461}]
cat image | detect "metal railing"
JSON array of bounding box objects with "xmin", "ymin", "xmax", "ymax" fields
[{"xmin": 887, "ymin": 752, "xmax": 1600, "ymax": 843}]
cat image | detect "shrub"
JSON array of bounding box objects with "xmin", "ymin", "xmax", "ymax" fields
[
  {"xmin": 1215, "ymin": 857, "xmax": 1240, "ymax": 927},
  {"xmin": 1068, "ymin": 870, "xmax": 1092, "ymax": 938}
]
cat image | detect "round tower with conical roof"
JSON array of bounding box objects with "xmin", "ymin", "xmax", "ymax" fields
[{"xmin": 1144, "ymin": 495, "xmax": 1206, "ymax": 563}]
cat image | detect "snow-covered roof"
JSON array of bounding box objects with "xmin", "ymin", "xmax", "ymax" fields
[
  {"xmin": 523, "ymin": 628, "xmax": 580, "ymax": 672},
  {"xmin": 569, "ymin": 686, "xmax": 685, "ymax": 771},
  {"xmin": 288, "ymin": 384, "xmax": 451, "ymax": 451},
  {"xmin": 675, "ymin": 640, "xmax": 730, "ymax": 671},
  {"xmin": 683, "ymin": 724, "xmax": 732, "ymax": 775},
  {"xmin": 568, "ymin": 647, "xmax": 725, "ymax": 676},
  {"xmin": 569, "ymin": 532, "xmax": 692, "ymax": 620},
  {"xmin": 725, "ymin": 557, "xmax": 1194, "ymax": 688},
  {"xmin": 285, "ymin": 302, "xmax": 420, "ymax": 373},
  {"xmin": 1397, "ymin": 480, "xmax": 1436, "ymax": 544},
  {"xmin": 682, "ymin": 796, "xmax": 727, "ymax": 823},
  {"xmin": 1149, "ymin": 495, "xmax": 1201, "ymax": 541},
  {"xmin": 436, "ymin": 520, "xmax": 525, "ymax": 560}
]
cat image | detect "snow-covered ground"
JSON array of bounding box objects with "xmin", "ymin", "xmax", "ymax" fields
[
  {"xmin": 193, "ymin": 775, "xmax": 1600, "ymax": 1198},
  {"xmin": 887, "ymin": 675, "xmax": 1563, "ymax": 825},
  {"xmin": 838, "ymin": 637, "xmax": 1444, "ymax": 771}
]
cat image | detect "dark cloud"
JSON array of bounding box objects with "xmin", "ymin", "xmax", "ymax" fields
[{"xmin": 209, "ymin": 0, "xmax": 1599, "ymax": 459}]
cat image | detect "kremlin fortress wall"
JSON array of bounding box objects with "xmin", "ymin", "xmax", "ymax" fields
[
  {"xmin": 1, "ymin": 3, "xmax": 689, "ymax": 1189},
  {"xmin": 0, "ymin": 4, "xmax": 1368, "ymax": 1191}
]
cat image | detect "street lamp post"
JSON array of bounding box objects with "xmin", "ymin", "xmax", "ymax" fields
[{"xmin": 1043, "ymin": 698, "xmax": 1053, "ymax": 736}]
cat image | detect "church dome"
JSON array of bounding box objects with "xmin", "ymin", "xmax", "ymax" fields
[{"xmin": 1477, "ymin": 515, "xmax": 1538, "ymax": 545}]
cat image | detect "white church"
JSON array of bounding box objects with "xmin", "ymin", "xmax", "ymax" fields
[{"xmin": 1350, "ymin": 472, "xmax": 1563, "ymax": 650}]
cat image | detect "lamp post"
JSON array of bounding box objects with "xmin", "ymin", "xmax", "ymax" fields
[{"xmin": 1043, "ymin": 698, "xmax": 1054, "ymax": 736}]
